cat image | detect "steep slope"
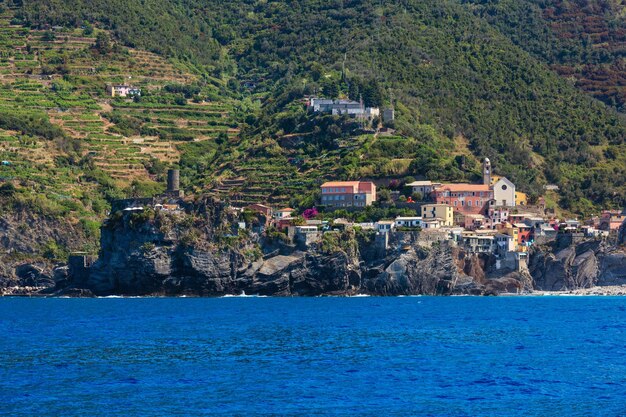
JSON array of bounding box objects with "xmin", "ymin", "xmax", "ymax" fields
[
  {"xmin": 463, "ymin": 0, "xmax": 626, "ymax": 112},
  {"xmin": 16, "ymin": 0, "xmax": 626, "ymax": 212},
  {"xmin": 0, "ymin": 6, "xmax": 241, "ymax": 268}
]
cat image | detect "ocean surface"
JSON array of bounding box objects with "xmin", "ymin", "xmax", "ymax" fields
[{"xmin": 1, "ymin": 297, "xmax": 625, "ymax": 416}]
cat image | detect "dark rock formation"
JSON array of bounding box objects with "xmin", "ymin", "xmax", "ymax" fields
[
  {"xmin": 528, "ymin": 237, "xmax": 626, "ymax": 291},
  {"xmin": 3, "ymin": 197, "xmax": 625, "ymax": 297}
]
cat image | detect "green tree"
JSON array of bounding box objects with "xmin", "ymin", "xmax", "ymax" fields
[{"xmin": 94, "ymin": 32, "xmax": 111, "ymax": 54}]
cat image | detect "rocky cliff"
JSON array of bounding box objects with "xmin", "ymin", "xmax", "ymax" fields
[
  {"xmin": 529, "ymin": 235, "xmax": 626, "ymax": 291},
  {"xmin": 0, "ymin": 210, "xmax": 94, "ymax": 295},
  {"xmin": 2, "ymin": 198, "xmax": 625, "ymax": 297},
  {"xmin": 56, "ymin": 198, "xmax": 534, "ymax": 296}
]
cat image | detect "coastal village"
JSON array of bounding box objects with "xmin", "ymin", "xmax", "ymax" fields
[
  {"xmin": 0, "ymin": 8, "xmax": 624, "ymax": 298},
  {"xmin": 103, "ymin": 93, "xmax": 626, "ymax": 276},
  {"xmin": 115, "ymin": 149, "xmax": 626, "ymax": 276}
]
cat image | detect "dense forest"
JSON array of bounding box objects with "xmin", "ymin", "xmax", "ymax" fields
[
  {"xmin": 7, "ymin": 0, "xmax": 626, "ymax": 213},
  {"xmin": 463, "ymin": 0, "xmax": 626, "ymax": 111}
]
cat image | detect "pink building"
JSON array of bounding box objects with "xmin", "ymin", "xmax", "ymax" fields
[
  {"xmin": 321, "ymin": 181, "xmax": 376, "ymax": 208},
  {"xmin": 435, "ymin": 184, "xmax": 493, "ymax": 215}
]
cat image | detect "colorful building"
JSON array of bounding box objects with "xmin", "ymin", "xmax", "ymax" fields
[
  {"xmin": 421, "ymin": 204, "xmax": 454, "ymax": 227},
  {"xmin": 274, "ymin": 208, "xmax": 295, "ymax": 220},
  {"xmin": 514, "ymin": 223, "xmax": 533, "ymax": 245},
  {"xmin": 515, "ymin": 192, "xmax": 528, "ymax": 206},
  {"xmin": 320, "ymin": 181, "xmax": 376, "ymax": 208}
]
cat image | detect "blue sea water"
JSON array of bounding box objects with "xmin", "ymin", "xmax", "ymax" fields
[{"xmin": 1, "ymin": 297, "xmax": 626, "ymax": 416}]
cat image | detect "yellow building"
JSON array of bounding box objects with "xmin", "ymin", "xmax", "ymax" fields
[
  {"xmin": 515, "ymin": 192, "xmax": 528, "ymax": 206},
  {"xmin": 489, "ymin": 175, "xmax": 502, "ymax": 186},
  {"xmin": 421, "ymin": 204, "xmax": 454, "ymax": 227}
]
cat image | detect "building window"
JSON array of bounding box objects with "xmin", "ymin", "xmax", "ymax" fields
[
  {"xmin": 502, "ymin": 184, "xmax": 508, "ymax": 190},
  {"xmin": 468, "ymin": 201, "xmax": 472, "ymax": 207}
]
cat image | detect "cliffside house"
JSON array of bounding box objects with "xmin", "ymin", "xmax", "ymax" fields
[
  {"xmin": 514, "ymin": 223, "xmax": 533, "ymax": 245},
  {"xmin": 376, "ymin": 220, "xmax": 396, "ymax": 234},
  {"xmin": 395, "ymin": 217, "xmax": 423, "ymax": 228},
  {"xmin": 462, "ymin": 231, "xmax": 496, "ymax": 254},
  {"xmin": 274, "ymin": 208, "xmax": 295, "ymax": 220},
  {"xmin": 309, "ymin": 97, "xmax": 380, "ymax": 119},
  {"xmin": 321, "ymin": 181, "xmax": 376, "ymax": 208},
  {"xmin": 421, "ymin": 204, "xmax": 454, "ymax": 227},
  {"xmin": 106, "ymin": 84, "xmax": 141, "ymax": 98},
  {"xmin": 293, "ymin": 225, "xmax": 321, "ymax": 246},
  {"xmin": 563, "ymin": 219, "xmax": 580, "ymax": 231},
  {"xmin": 246, "ymin": 203, "xmax": 273, "ymax": 227},
  {"xmin": 434, "ymin": 184, "xmax": 493, "ymax": 215},
  {"xmin": 495, "ymin": 233, "xmax": 516, "ymax": 256}
]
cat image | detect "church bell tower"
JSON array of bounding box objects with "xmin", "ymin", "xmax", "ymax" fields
[{"xmin": 483, "ymin": 158, "xmax": 491, "ymax": 185}]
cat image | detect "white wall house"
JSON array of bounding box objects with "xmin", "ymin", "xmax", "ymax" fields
[
  {"xmin": 395, "ymin": 217, "xmax": 423, "ymax": 228},
  {"xmin": 493, "ymin": 177, "xmax": 516, "ymax": 207},
  {"xmin": 407, "ymin": 181, "xmax": 442, "ymax": 198},
  {"xmin": 376, "ymin": 220, "xmax": 395, "ymax": 233}
]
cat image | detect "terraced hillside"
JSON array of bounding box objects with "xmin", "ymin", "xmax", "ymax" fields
[
  {"xmin": 0, "ymin": 8, "xmax": 239, "ymax": 184},
  {"xmin": 4, "ymin": 0, "xmax": 626, "ymax": 216}
]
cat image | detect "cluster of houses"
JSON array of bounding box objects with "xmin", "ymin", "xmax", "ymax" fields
[
  {"xmin": 109, "ymin": 163, "xmax": 624, "ymax": 271},
  {"xmin": 239, "ymin": 158, "xmax": 625, "ymax": 268}
]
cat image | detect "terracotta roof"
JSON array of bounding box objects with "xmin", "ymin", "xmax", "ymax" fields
[
  {"xmin": 321, "ymin": 181, "xmax": 375, "ymax": 193},
  {"xmin": 440, "ymin": 183, "xmax": 491, "ymax": 192},
  {"xmin": 321, "ymin": 181, "xmax": 361, "ymax": 187},
  {"xmin": 277, "ymin": 208, "xmax": 294, "ymax": 212}
]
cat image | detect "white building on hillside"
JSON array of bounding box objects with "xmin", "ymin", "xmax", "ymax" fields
[{"xmin": 309, "ymin": 98, "xmax": 379, "ymax": 119}]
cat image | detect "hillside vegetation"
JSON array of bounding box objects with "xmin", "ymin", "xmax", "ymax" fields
[
  {"xmin": 0, "ymin": 0, "xmax": 624, "ymax": 226},
  {"xmin": 464, "ymin": 0, "xmax": 626, "ymax": 112}
]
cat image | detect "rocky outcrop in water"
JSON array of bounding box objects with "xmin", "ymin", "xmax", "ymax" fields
[
  {"xmin": 0, "ymin": 210, "xmax": 95, "ymax": 296},
  {"xmin": 529, "ymin": 236, "xmax": 626, "ymax": 291}
]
